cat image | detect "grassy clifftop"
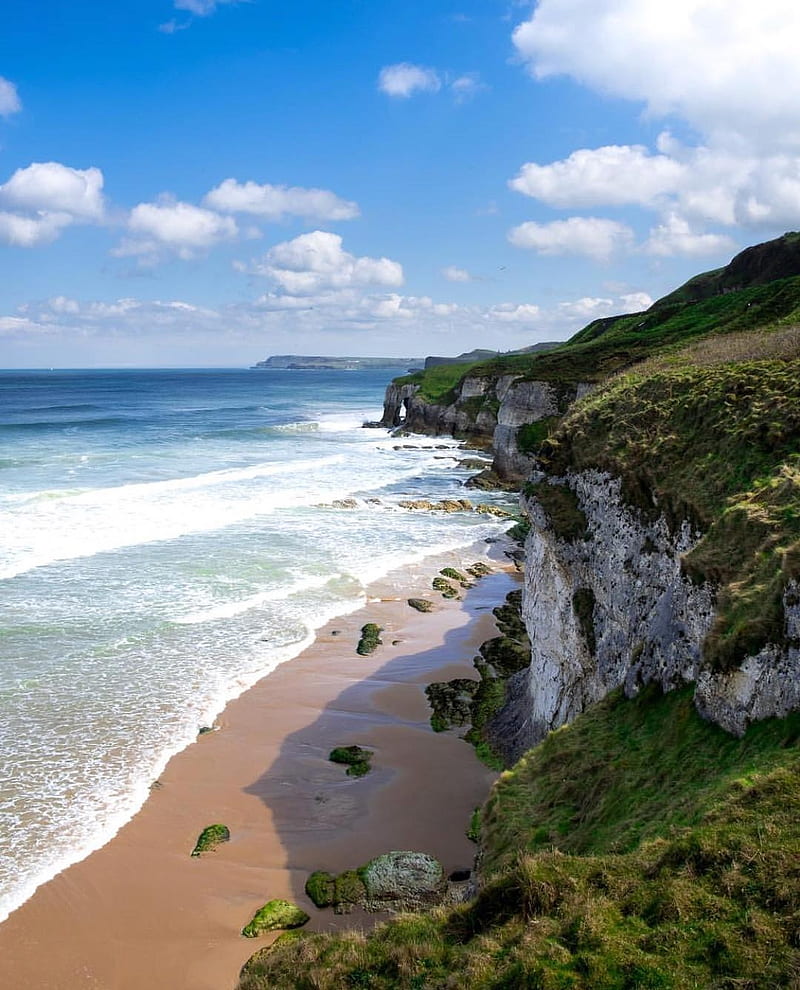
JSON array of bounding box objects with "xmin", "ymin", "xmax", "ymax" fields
[
  {"xmin": 395, "ymin": 234, "xmax": 800, "ymax": 397},
  {"xmin": 238, "ymin": 688, "xmax": 800, "ymax": 989}
]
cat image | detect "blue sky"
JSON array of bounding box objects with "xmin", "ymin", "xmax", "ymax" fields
[{"xmin": 1, "ymin": 0, "xmax": 798, "ymax": 367}]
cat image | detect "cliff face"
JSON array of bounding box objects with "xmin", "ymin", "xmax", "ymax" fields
[
  {"xmin": 491, "ymin": 469, "xmax": 800, "ymax": 762},
  {"xmin": 381, "ymin": 373, "xmax": 586, "ymax": 479}
]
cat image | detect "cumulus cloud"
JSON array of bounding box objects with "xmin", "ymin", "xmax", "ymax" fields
[
  {"xmin": 204, "ymin": 178, "xmax": 359, "ymax": 222},
  {"xmin": 509, "ymin": 145, "xmax": 684, "ymax": 208},
  {"xmin": 115, "ymin": 197, "xmax": 238, "ymax": 261},
  {"xmin": 509, "ymin": 134, "xmax": 800, "ymax": 254},
  {"xmin": 644, "ymin": 214, "xmax": 736, "ymax": 257},
  {"xmin": 0, "ymin": 77, "xmax": 21, "ymax": 117},
  {"xmin": 508, "ymin": 217, "xmax": 634, "ymax": 260},
  {"xmin": 487, "ymin": 303, "xmax": 541, "ymax": 323},
  {"xmin": 512, "ymin": 0, "xmax": 800, "ymax": 147},
  {"xmin": 251, "ymin": 230, "xmax": 404, "ymax": 296},
  {"xmin": 0, "ymin": 162, "xmax": 105, "ymax": 220},
  {"xmin": 0, "ymin": 162, "xmax": 105, "ymax": 247},
  {"xmin": 378, "ymin": 63, "xmax": 441, "ymax": 98},
  {"xmin": 441, "ymin": 265, "xmax": 473, "ymax": 282}
]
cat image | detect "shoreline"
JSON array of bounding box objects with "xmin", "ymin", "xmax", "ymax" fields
[{"xmin": 0, "ymin": 543, "xmax": 519, "ymax": 990}]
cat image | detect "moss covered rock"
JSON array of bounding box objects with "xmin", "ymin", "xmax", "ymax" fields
[
  {"xmin": 356, "ymin": 623, "xmax": 383, "ymax": 655},
  {"xmin": 432, "ymin": 576, "xmax": 458, "ymax": 599},
  {"xmin": 329, "ymin": 745, "xmax": 373, "ymax": 777},
  {"xmin": 305, "ymin": 871, "xmax": 336, "ymax": 908},
  {"xmin": 407, "ymin": 597, "xmax": 433, "ymax": 613},
  {"xmin": 466, "ymin": 561, "xmax": 491, "ymax": 578},
  {"xmin": 425, "ymin": 678, "xmax": 480, "ymax": 732},
  {"xmin": 440, "ymin": 566, "xmax": 468, "ymax": 583},
  {"xmin": 190, "ymin": 823, "xmax": 230, "ymax": 857},
  {"xmin": 242, "ymin": 899, "xmax": 309, "ymax": 937}
]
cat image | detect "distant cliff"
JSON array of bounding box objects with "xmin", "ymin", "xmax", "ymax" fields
[{"xmin": 252, "ymin": 355, "xmax": 422, "ymax": 371}]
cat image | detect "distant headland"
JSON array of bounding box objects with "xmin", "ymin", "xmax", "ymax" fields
[{"xmin": 251, "ymin": 355, "xmax": 423, "ymax": 371}]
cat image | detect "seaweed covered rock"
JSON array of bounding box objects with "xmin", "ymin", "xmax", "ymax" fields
[
  {"xmin": 329, "ymin": 745, "xmax": 373, "ymax": 777},
  {"xmin": 466, "ymin": 561, "xmax": 491, "ymax": 578},
  {"xmin": 432, "ymin": 576, "xmax": 459, "ymax": 599},
  {"xmin": 407, "ymin": 597, "xmax": 433, "ymax": 613},
  {"xmin": 399, "ymin": 498, "xmax": 473, "ymax": 512},
  {"xmin": 305, "ymin": 871, "xmax": 336, "ymax": 908},
  {"xmin": 190, "ymin": 823, "xmax": 230, "ymax": 857},
  {"xmin": 360, "ymin": 851, "xmax": 445, "ymax": 911},
  {"xmin": 440, "ymin": 567, "xmax": 469, "ymax": 585},
  {"xmin": 356, "ymin": 623, "xmax": 382, "ymax": 655},
  {"xmin": 425, "ymin": 678, "xmax": 480, "ymax": 732},
  {"xmin": 242, "ymin": 900, "xmax": 309, "ymax": 937}
]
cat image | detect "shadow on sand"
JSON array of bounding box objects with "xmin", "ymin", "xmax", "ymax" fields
[{"xmin": 243, "ymin": 569, "xmax": 517, "ymax": 929}]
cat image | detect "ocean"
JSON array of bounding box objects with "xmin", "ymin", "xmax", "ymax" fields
[{"xmin": 0, "ymin": 368, "xmax": 510, "ymax": 922}]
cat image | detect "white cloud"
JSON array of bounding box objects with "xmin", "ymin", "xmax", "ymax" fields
[
  {"xmin": 0, "ymin": 162, "xmax": 105, "ymax": 247},
  {"xmin": 441, "ymin": 265, "xmax": 473, "ymax": 282},
  {"xmin": 556, "ymin": 291, "xmax": 653, "ymax": 322},
  {"xmin": 619, "ymin": 292, "xmax": 654, "ymax": 312},
  {"xmin": 508, "ymin": 134, "xmax": 800, "ymax": 256},
  {"xmin": 509, "ymin": 145, "xmax": 684, "ymax": 208},
  {"xmin": 253, "ymin": 230, "xmax": 404, "ymax": 296},
  {"xmin": 0, "ymin": 77, "xmax": 21, "ymax": 117},
  {"xmin": 0, "ymin": 162, "xmax": 105, "ymax": 220},
  {"xmin": 204, "ymin": 178, "xmax": 359, "ymax": 222},
  {"xmin": 116, "ymin": 197, "xmax": 238, "ymax": 261},
  {"xmin": 644, "ymin": 214, "xmax": 736, "ymax": 257},
  {"xmin": 173, "ymin": 0, "xmax": 236, "ymax": 15},
  {"xmin": 48, "ymin": 295, "xmax": 80, "ymax": 314},
  {"xmin": 512, "ymin": 0, "xmax": 800, "ymax": 147},
  {"xmin": 378, "ymin": 63, "xmax": 442, "ymax": 98},
  {"xmin": 508, "ymin": 217, "xmax": 634, "ymax": 260},
  {"xmin": 449, "ymin": 73, "xmax": 485, "ymax": 102},
  {"xmin": 0, "ymin": 211, "xmax": 72, "ymax": 247},
  {"xmin": 487, "ymin": 303, "xmax": 541, "ymax": 323}
]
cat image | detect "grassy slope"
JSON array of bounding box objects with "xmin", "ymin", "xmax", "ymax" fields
[
  {"xmin": 238, "ymin": 688, "xmax": 800, "ymax": 989},
  {"xmin": 395, "ymin": 274, "xmax": 800, "ymax": 401}
]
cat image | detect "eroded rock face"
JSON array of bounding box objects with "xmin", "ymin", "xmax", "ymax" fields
[
  {"xmin": 360, "ymin": 851, "xmax": 445, "ymax": 911},
  {"xmin": 695, "ymin": 583, "xmax": 800, "ymax": 734},
  {"xmin": 502, "ymin": 470, "xmax": 800, "ymax": 752},
  {"xmin": 492, "ymin": 379, "xmax": 559, "ymax": 481},
  {"xmin": 380, "ymin": 373, "xmax": 593, "ymax": 482}
]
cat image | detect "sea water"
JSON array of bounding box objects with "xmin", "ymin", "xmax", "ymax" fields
[{"xmin": 0, "ymin": 368, "xmax": 510, "ymax": 921}]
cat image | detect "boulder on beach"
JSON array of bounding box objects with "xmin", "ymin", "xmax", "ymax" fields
[{"xmin": 241, "ymin": 899, "xmax": 309, "ymax": 937}]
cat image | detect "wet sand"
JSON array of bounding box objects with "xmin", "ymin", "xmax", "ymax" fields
[{"xmin": 0, "ymin": 553, "xmax": 518, "ymax": 990}]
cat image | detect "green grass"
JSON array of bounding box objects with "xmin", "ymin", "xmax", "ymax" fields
[
  {"xmin": 517, "ymin": 417, "xmax": 560, "ymax": 456},
  {"xmin": 394, "ymin": 362, "xmax": 483, "ymax": 404},
  {"xmin": 525, "ymin": 481, "xmax": 590, "ymax": 543},
  {"xmin": 237, "ymin": 687, "xmax": 800, "ymax": 988}
]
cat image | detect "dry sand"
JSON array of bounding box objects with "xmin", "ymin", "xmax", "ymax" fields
[{"xmin": 0, "ymin": 552, "xmax": 518, "ymax": 990}]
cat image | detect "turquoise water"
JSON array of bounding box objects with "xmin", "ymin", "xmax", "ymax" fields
[{"xmin": 0, "ymin": 368, "xmax": 508, "ymax": 920}]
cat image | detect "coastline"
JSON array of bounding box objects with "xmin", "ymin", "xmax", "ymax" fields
[{"xmin": 0, "ymin": 544, "xmax": 519, "ymax": 990}]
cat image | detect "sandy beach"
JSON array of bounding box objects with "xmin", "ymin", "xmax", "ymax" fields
[{"xmin": 0, "ymin": 550, "xmax": 518, "ymax": 990}]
